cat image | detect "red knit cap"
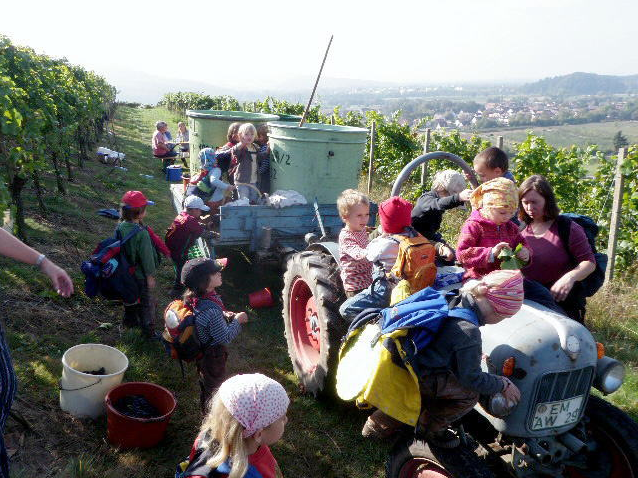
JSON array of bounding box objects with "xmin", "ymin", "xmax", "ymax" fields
[{"xmin": 379, "ymin": 196, "xmax": 413, "ymax": 233}]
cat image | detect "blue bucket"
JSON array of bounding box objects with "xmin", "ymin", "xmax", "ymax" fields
[{"xmin": 166, "ymin": 165, "xmax": 182, "ymax": 182}]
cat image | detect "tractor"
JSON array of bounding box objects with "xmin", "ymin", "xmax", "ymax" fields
[{"xmin": 280, "ymin": 152, "xmax": 638, "ymax": 478}]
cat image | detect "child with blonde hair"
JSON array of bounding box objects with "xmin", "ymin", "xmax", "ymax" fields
[
  {"xmin": 337, "ymin": 189, "xmax": 372, "ymax": 296},
  {"xmin": 178, "ymin": 373, "xmax": 289, "ymax": 478},
  {"xmin": 222, "ymin": 123, "xmax": 269, "ymax": 204},
  {"xmin": 456, "ymin": 177, "xmax": 530, "ymax": 280}
]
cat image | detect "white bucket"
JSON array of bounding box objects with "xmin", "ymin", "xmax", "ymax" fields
[{"xmin": 59, "ymin": 344, "xmax": 129, "ymax": 419}]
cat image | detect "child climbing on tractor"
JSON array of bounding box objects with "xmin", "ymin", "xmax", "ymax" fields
[{"xmin": 359, "ymin": 270, "xmax": 523, "ymax": 449}]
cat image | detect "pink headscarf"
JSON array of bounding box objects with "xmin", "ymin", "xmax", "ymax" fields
[
  {"xmin": 218, "ymin": 373, "xmax": 289, "ymax": 438},
  {"xmin": 483, "ymin": 270, "xmax": 524, "ymax": 317}
]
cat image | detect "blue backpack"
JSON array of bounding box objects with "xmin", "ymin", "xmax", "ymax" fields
[
  {"xmin": 81, "ymin": 226, "xmax": 142, "ymax": 304},
  {"xmin": 347, "ymin": 287, "xmax": 478, "ymax": 376},
  {"xmin": 556, "ymin": 214, "xmax": 607, "ymax": 297}
]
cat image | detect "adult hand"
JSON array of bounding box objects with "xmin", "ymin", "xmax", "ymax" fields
[
  {"xmin": 147, "ymin": 275, "xmax": 156, "ymax": 290},
  {"xmin": 501, "ymin": 377, "xmax": 521, "ymax": 404},
  {"xmin": 459, "ymin": 188, "xmax": 473, "ymax": 202},
  {"xmin": 441, "ymin": 245, "xmax": 455, "ymax": 262},
  {"xmin": 550, "ymin": 273, "xmax": 575, "ymax": 302},
  {"xmin": 235, "ymin": 311, "xmax": 249, "ymax": 324},
  {"xmin": 40, "ymin": 259, "xmax": 74, "ymax": 298},
  {"xmin": 492, "ymin": 242, "xmax": 511, "ymax": 258},
  {"xmin": 516, "ymin": 246, "xmax": 530, "ymax": 262}
]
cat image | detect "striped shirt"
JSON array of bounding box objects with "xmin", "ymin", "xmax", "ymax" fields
[
  {"xmin": 339, "ymin": 229, "xmax": 373, "ymax": 291},
  {"xmin": 194, "ymin": 300, "xmax": 241, "ymax": 347}
]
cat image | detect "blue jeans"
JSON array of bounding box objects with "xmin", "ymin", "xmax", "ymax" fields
[
  {"xmin": 339, "ymin": 269, "xmax": 392, "ymax": 322},
  {"xmin": 523, "ymin": 279, "xmax": 566, "ymax": 315},
  {"xmin": 237, "ymin": 184, "xmax": 260, "ymax": 204},
  {"xmin": 0, "ymin": 325, "xmax": 17, "ymax": 478}
]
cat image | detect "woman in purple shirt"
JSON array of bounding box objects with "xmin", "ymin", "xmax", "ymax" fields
[{"xmin": 519, "ymin": 175, "xmax": 596, "ymax": 322}]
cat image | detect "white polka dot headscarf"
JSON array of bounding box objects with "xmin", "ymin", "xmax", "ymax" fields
[{"xmin": 218, "ymin": 373, "xmax": 289, "ymax": 438}]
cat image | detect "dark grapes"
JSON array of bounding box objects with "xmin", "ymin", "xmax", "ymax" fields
[{"xmin": 113, "ymin": 395, "xmax": 161, "ymax": 419}]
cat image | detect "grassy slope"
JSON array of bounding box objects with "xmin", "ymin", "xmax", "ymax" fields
[
  {"xmin": 475, "ymin": 120, "xmax": 638, "ymax": 152},
  {"xmin": 2, "ymin": 106, "xmax": 636, "ymax": 478},
  {"xmin": 2, "ymin": 106, "xmax": 388, "ymax": 478}
]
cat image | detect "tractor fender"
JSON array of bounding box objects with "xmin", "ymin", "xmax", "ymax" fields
[{"xmin": 306, "ymin": 242, "xmax": 340, "ymax": 270}]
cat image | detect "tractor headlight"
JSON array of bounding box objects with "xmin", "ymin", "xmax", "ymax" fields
[
  {"xmin": 594, "ymin": 356, "xmax": 625, "ymax": 395},
  {"xmin": 487, "ymin": 392, "xmax": 517, "ymax": 417}
]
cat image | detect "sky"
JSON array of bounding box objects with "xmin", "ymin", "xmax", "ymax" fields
[{"xmin": 2, "ymin": 0, "xmax": 637, "ymax": 94}]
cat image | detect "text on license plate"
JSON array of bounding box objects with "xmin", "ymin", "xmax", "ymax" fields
[{"xmin": 531, "ymin": 396, "xmax": 584, "ymax": 431}]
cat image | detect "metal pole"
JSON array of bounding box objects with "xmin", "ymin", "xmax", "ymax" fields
[
  {"xmin": 367, "ymin": 121, "xmax": 376, "ymax": 195},
  {"xmin": 299, "ymin": 35, "xmax": 334, "ymax": 127},
  {"xmin": 605, "ymin": 147, "xmax": 627, "ymax": 285},
  {"xmin": 420, "ymin": 128, "xmax": 431, "ymax": 186}
]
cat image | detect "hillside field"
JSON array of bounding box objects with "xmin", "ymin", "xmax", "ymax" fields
[{"xmin": 475, "ymin": 120, "xmax": 638, "ymax": 152}]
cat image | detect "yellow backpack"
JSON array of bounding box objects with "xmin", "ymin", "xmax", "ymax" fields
[{"xmin": 390, "ymin": 235, "xmax": 437, "ymax": 293}]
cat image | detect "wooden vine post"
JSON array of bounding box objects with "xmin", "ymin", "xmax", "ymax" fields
[
  {"xmin": 367, "ymin": 121, "xmax": 376, "ymax": 195},
  {"xmin": 604, "ymin": 147, "xmax": 627, "ymax": 285},
  {"xmin": 420, "ymin": 128, "xmax": 431, "ymax": 186},
  {"xmin": 497, "ymin": 136, "xmax": 504, "ymax": 150}
]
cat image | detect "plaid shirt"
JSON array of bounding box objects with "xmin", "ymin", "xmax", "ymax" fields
[{"xmin": 339, "ymin": 229, "xmax": 373, "ymax": 291}]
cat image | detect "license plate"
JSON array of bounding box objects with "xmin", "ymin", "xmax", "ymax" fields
[{"xmin": 530, "ymin": 396, "xmax": 584, "ymax": 431}]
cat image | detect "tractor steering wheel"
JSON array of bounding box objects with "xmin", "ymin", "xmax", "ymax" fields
[{"xmin": 390, "ymin": 151, "xmax": 480, "ymax": 197}]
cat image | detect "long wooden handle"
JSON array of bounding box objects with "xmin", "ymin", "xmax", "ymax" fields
[{"xmin": 299, "ymin": 35, "xmax": 334, "ymax": 128}]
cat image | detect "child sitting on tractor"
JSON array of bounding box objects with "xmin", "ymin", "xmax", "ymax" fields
[
  {"xmin": 456, "ymin": 177, "xmax": 530, "ymax": 280},
  {"xmin": 188, "ymin": 148, "xmax": 235, "ymax": 214},
  {"xmin": 337, "ymin": 189, "xmax": 373, "ymax": 298},
  {"xmin": 362, "ymin": 270, "xmax": 523, "ymax": 448},
  {"xmin": 411, "ymin": 169, "xmax": 472, "ymax": 247}
]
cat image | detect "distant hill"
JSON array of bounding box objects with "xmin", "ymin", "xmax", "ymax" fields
[{"xmin": 521, "ymin": 72, "xmax": 638, "ymax": 96}]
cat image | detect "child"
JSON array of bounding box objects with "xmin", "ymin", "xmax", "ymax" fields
[
  {"xmin": 227, "ymin": 123, "xmax": 269, "ymax": 204},
  {"xmin": 362, "ymin": 270, "xmax": 523, "ymax": 448},
  {"xmin": 340, "ymin": 196, "xmax": 445, "ymax": 319},
  {"xmin": 165, "ymin": 195, "xmax": 212, "ymax": 296},
  {"xmin": 180, "ymin": 258, "xmax": 248, "ymax": 411},
  {"xmin": 188, "ymin": 148, "xmax": 235, "ymax": 212},
  {"xmin": 176, "ymin": 121, "xmax": 190, "ymax": 154},
  {"xmin": 337, "ymin": 189, "xmax": 373, "ymax": 297},
  {"xmin": 473, "ymin": 146, "xmax": 515, "ymax": 183},
  {"xmin": 179, "ymin": 373, "xmax": 288, "ymax": 478},
  {"xmin": 456, "ymin": 178, "xmax": 530, "ymax": 280},
  {"xmin": 220, "ymin": 122, "xmax": 241, "ymax": 151},
  {"xmin": 118, "ymin": 191, "xmax": 160, "ymax": 338},
  {"xmin": 411, "ymin": 169, "xmax": 473, "ymax": 244},
  {"xmin": 255, "ymin": 124, "xmax": 270, "ymax": 195}
]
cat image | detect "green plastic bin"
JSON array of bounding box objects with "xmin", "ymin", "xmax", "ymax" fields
[
  {"xmin": 267, "ymin": 121, "xmax": 368, "ymax": 203},
  {"xmin": 186, "ymin": 110, "xmax": 279, "ymax": 174},
  {"xmin": 273, "ymin": 114, "xmax": 302, "ymax": 123}
]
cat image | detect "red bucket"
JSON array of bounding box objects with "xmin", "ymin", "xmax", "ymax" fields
[
  {"xmin": 104, "ymin": 382, "xmax": 176, "ymax": 449},
  {"xmin": 249, "ymin": 288, "xmax": 274, "ymax": 308}
]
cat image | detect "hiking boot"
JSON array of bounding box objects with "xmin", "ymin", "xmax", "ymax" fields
[
  {"xmin": 424, "ymin": 428, "xmax": 460, "ymax": 449},
  {"xmin": 361, "ymin": 410, "xmax": 403, "ymax": 439}
]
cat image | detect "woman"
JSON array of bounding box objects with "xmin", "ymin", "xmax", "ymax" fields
[
  {"xmin": 151, "ymin": 120, "xmax": 177, "ymax": 172},
  {"xmin": 519, "ymin": 175, "xmax": 595, "ymax": 322},
  {"xmin": 0, "ymin": 229, "xmax": 73, "ymax": 478}
]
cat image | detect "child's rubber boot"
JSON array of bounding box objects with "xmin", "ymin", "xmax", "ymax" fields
[
  {"xmin": 423, "ymin": 428, "xmax": 460, "ymax": 449},
  {"xmin": 122, "ymin": 304, "xmax": 140, "ymax": 328}
]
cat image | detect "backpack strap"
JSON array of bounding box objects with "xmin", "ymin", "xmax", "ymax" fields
[
  {"xmin": 116, "ymin": 224, "xmax": 143, "ymax": 245},
  {"xmin": 555, "ymin": 215, "xmax": 576, "ymax": 265},
  {"xmin": 448, "ymin": 307, "xmax": 479, "ymax": 327}
]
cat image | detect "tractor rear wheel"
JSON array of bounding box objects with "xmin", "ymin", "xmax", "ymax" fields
[{"xmin": 282, "ymin": 250, "xmax": 346, "ymax": 396}]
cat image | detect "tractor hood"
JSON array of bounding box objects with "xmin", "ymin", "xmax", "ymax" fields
[{"xmin": 476, "ymin": 300, "xmax": 598, "ymax": 438}]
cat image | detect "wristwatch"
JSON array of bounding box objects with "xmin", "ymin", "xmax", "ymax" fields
[{"xmin": 35, "ymin": 253, "xmax": 46, "ymax": 268}]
